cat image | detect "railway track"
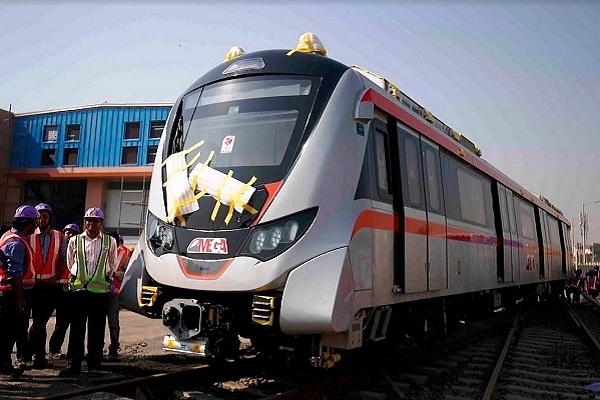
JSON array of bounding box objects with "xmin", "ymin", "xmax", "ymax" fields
[
  {"xmin": 386, "ymin": 296, "xmax": 600, "ymax": 400},
  {"xmin": 10, "ymin": 296, "xmax": 600, "ymax": 400},
  {"xmin": 18, "ymin": 352, "xmax": 370, "ymax": 400},
  {"xmin": 484, "ymin": 298, "xmax": 600, "ymax": 399}
]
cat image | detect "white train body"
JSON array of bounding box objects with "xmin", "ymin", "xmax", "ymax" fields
[{"xmin": 120, "ymin": 41, "xmax": 572, "ymax": 367}]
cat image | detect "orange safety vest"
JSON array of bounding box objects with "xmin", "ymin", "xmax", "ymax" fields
[
  {"xmin": 0, "ymin": 231, "xmax": 36, "ymax": 289},
  {"xmin": 111, "ymin": 245, "xmax": 130, "ymax": 295},
  {"xmin": 29, "ymin": 229, "xmax": 63, "ymax": 282},
  {"xmin": 57, "ymin": 261, "xmax": 70, "ymax": 285}
]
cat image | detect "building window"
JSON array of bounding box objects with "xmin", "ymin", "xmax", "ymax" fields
[
  {"xmin": 66, "ymin": 124, "xmax": 80, "ymax": 141},
  {"xmin": 41, "ymin": 149, "xmax": 56, "ymax": 166},
  {"xmin": 147, "ymin": 145, "xmax": 158, "ymax": 164},
  {"xmin": 63, "ymin": 148, "xmax": 78, "ymax": 166},
  {"xmin": 125, "ymin": 122, "xmax": 140, "ymax": 140},
  {"xmin": 43, "ymin": 125, "xmax": 58, "ymax": 142},
  {"xmin": 150, "ymin": 121, "xmax": 165, "ymax": 138},
  {"xmin": 122, "ymin": 147, "xmax": 138, "ymax": 164}
]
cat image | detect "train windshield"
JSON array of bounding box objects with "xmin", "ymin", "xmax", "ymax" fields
[{"xmin": 174, "ymin": 75, "xmax": 320, "ymax": 184}]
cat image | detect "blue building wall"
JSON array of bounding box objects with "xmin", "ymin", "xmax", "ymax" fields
[{"xmin": 12, "ymin": 104, "xmax": 172, "ymax": 168}]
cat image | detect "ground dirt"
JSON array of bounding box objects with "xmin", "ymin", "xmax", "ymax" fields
[{"xmin": 0, "ymin": 309, "xmax": 170, "ymax": 399}]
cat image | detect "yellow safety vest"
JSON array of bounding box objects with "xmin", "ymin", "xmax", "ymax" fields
[{"xmin": 68, "ymin": 233, "xmax": 111, "ymax": 293}]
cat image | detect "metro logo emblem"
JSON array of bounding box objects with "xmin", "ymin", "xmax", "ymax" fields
[{"xmin": 187, "ymin": 238, "xmax": 229, "ymax": 254}]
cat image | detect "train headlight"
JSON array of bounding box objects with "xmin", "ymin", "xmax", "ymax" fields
[
  {"xmin": 270, "ymin": 226, "xmax": 283, "ymax": 248},
  {"xmin": 239, "ymin": 208, "xmax": 317, "ymax": 261},
  {"xmin": 284, "ymin": 221, "xmax": 300, "ymax": 241},
  {"xmin": 147, "ymin": 211, "xmax": 180, "ymax": 256},
  {"xmin": 249, "ymin": 230, "xmax": 268, "ymax": 253}
]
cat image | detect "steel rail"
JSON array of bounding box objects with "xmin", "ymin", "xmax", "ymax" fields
[
  {"xmin": 481, "ymin": 313, "xmax": 520, "ymax": 400},
  {"xmin": 32, "ymin": 364, "xmax": 211, "ymax": 400}
]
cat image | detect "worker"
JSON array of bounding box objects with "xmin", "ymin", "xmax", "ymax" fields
[
  {"xmin": 27, "ymin": 203, "xmax": 65, "ymax": 369},
  {"xmin": 59, "ymin": 207, "xmax": 117, "ymax": 377},
  {"xmin": 106, "ymin": 232, "xmax": 130, "ymax": 361},
  {"xmin": 0, "ymin": 205, "xmax": 39, "ymax": 379},
  {"xmin": 48, "ymin": 223, "xmax": 80, "ymax": 358}
]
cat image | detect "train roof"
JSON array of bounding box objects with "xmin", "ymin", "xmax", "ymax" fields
[{"xmin": 181, "ymin": 49, "xmax": 350, "ymax": 98}]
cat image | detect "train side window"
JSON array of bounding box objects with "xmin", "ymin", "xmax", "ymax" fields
[
  {"xmin": 403, "ymin": 135, "xmax": 423, "ymax": 208},
  {"xmin": 440, "ymin": 153, "xmax": 460, "ymax": 221},
  {"xmin": 498, "ymin": 185, "xmax": 510, "ymax": 234},
  {"xmin": 457, "ymin": 167, "xmax": 487, "ymax": 226},
  {"xmin": 374, "ymin": 129, "xmax": 389, "ymax": 193},
  {"xmin": 516, "ymin": 199, "xmax": 536, "ymax": 239},
  {"xmin": 548, "ymin": 218, "xmax": 560, "ymax": 246},
  {"xmin": 538, "ymin": 210, "xmax": 549, "ymax": 245},
  {"xmin": 424, "ymin": 145, "xmax": 443, "ymax": 214},
  {"xmin": 506, "ymin": 190, "xmax": 518, "ymax": 235}
]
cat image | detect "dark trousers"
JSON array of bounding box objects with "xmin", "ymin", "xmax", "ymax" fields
[
  {"xmin": 15, "ymin": 288, "xmax": 32, "ymax": 361},
  {"xmin": 28, "ymin": 282, "xmax": 60, "ymax": 360},
  {"xmin": 48, "ymin": 287, "xmax": 70, "ymax": 354},
  {"xmin": 107, "ymin": 294, "xmax": 120, "ymax": 354},
  {"xmin": 66, "ymin": 290, "xmax": 108, "ymax": 368},
  {"xmin": 0, "ymin": 291, "xmax": 18, "ymax": 366}
]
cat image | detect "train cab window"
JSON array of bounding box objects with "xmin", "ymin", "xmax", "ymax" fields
[
  {"xmin": 374, "ymin": 129, "xmax": 389, "ymax": 193},
  {"xmin": 172, "ymin": 75, "xmax": 319, "ymax": 186}
]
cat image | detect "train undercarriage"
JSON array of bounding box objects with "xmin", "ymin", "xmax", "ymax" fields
[{"xmin": 140, "ymin": 281, "xmax": 562, "ymax": 368}]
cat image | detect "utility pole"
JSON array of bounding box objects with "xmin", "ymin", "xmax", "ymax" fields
[
  {"xmin": 582, "ymin": 203, "xmax": 587, "ymax": 266},
  {"xmin": 581, "ymin": 200, "xmax": 600, "ymax": 267}
]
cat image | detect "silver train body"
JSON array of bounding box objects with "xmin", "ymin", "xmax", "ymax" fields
[{"xmin": 120, "ymin": 47, "xmax": 572, "ymax": 367}]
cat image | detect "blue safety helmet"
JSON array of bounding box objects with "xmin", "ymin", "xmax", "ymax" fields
[
  {"xmin": 35, "ymin": 203, "xmax": 53, "ymax": 214},
  {"xmin": 63, "ymin": 223, "xmax": 80, "ymax": 234},
  {"xmin": 14, "ymin": 205, "xmax": 40, "ymax": 220},
  {"xmin": 83, "ymin": 207, "xmax": 104, "ymax": 220}
]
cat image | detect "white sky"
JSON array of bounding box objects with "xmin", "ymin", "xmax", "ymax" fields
[{"xmin": 1, "ymin": 1, "xmax": 599, "ymax": 243}]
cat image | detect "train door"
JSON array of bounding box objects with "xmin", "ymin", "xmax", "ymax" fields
[
  {"xmin": 547, "ymin": 217, "xmax": 562, "ymax": 278},
  {"xmin": 506, "ymin": 190, "xmax": 520, "ymax": 282},
  {"xmin": 497, "ymin": 185, "xmax": 513, "ymax": 283},
  {"xmin": 560, "ymin": 223, "xmax": 572, "ymax": 275},
  {"xmin": 421, "ymin": 137, "xmax": 447, "ymax": 291},
  {"xmin": 369, "ymin": 117, "xmax": 398, "ymax": 294},
  {"xmin": 396, "ymin": 125, "xmax": 427, "ymax": 293},
  {"xmin": 536, "ymin": 210, "xmax": 549, "ymax": 278},
  {"xmin": 396, "ymin": 123, "xmax": 446, "ymax": 293}
]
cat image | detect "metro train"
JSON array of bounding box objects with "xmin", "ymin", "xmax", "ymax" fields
[{"xmin": 120, "ymin": 33, "xmax": 573, "ymax": 368}]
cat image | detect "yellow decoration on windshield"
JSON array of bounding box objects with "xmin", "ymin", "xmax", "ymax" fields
[
  {"xmin": 211, "ymin": 170, "xmax": 233, "ymax": 222},
  {"xmin": 226, "ymin": 175, "xmax": 258, "ymax": 225},
  {"xmin": 162, "ymin": 140, "xmax": 258, "ymax": 225},
  {"xmin": 162, "ymin": 140, "xmax": 206, "ymax": 224}
]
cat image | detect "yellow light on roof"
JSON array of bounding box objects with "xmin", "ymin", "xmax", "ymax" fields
[
  {"xmin": 223, "ymin": 46, "xmax": 246, "ymax": 62},
  {"xmin": 423, "ymin": 109, "xmax": 434, "ymax": 123},
  {"xmin": 286, "ymin": 32, "xmax": 327, "ymax": 56}
]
